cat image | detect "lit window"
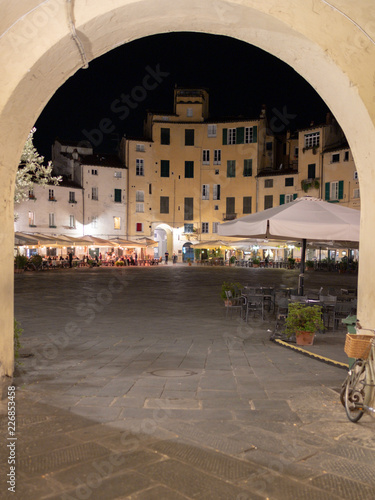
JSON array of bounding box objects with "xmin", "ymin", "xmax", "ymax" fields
[{"xmin": 113, "ymin": 217, "xmax": 121, "ymax": 230}]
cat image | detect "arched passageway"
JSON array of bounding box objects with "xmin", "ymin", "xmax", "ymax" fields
[{"xmin": 1, "ymin": 0, "xmax": 375, "ymax": 382}]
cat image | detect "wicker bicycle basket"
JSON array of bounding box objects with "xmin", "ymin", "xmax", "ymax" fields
[{"xmin": 344, "ymin": 333, "xmax": 374, "ymax": 359}]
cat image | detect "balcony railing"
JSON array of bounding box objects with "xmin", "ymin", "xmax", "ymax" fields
[{"xmin": 223, "ymin": 213, "xmax": 237, "ymax": 221}]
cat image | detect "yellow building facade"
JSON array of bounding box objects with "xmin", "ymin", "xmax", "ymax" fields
[{"xmin": 122, "ymin": 89, "xmax": 273, "ymax": 261}]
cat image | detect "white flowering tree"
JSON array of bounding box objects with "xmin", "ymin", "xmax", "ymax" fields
[{"xmin": 14, "ymin": 128, "xmax": 61, "ymax": 217}]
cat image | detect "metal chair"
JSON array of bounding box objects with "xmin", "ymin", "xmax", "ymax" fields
[
  {"xmin": 319, "ymin": 294, "xmax": 337, "ymax": 330},
  {"xmin": 245, "ymin": 294, "xmax": 264, "ymax": 321},
  {"xmin": 225, "ymin": 291, "xmax": 246, "ymax": 319}
]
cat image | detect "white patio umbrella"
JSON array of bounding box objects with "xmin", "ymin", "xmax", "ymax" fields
[{"xmin": 218, "ymin": 196, "xmax": 360, "ymax": 294}]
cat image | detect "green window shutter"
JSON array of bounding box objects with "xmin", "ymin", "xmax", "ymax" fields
[
  {"xmin": 338, "ymin": 180, "xmax": 344, "ymax": 199},
  {"xmin": 325, "ymin": 182, "xmax": 330, "ymax": 201},
  {"xmin": 293, "ymin": 193, "xmax": 298, "ymax": 200},
  {"xmin": 114, "ymin": 189, "xmax": 122, "ymax": 202},
  {"xmin": 222, "ymin": 128, "xmax": 227, "ymax": 145},
  {"xmin": 236, "ymin": 127, "xmax": 244, "ymax": 144},
  {"xmin": 280, "ymin": 194, "xmax": 285, "ymax": 205},
  {"xmin": 252, "ymin": 126, "xmax": 258, "ymax": 143}
]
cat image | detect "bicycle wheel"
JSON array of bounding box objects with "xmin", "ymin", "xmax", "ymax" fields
[{"xmin": 344, "ymin": 360, "xmax": 366, "ymax": 423}]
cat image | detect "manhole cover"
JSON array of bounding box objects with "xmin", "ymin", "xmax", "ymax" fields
[{"xmin": 150, "ymin": 369, "xmax": 198, "ymax": 377}]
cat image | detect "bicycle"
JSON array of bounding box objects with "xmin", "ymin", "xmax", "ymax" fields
[{"xmin": 341, "ymin": 321, "xmax": 375, "ymax": 422}]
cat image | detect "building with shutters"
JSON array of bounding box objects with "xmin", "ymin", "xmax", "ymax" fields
[{"xmin": 121, "ymin": 88, "xmax": 278, "ymax": 261}]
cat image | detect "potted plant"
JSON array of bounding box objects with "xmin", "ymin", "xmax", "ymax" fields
[
  {"xmin": 284, "ymin": 302, "xmax": 324, "ymax": 345},
  {"xmin": 305, "ymin": 260, "xmax": 314, "ymax": 271},
  {"xmin": 14, "ymin": 254, "xmax": 28, "ymax": 272},
  {"xmin": 187, "ymin": 257, "xmax": 192, "ymax": 266},
  {"xmin": 252, "ymin": 258, "xmax": 260, "ymax": 268},
  {"xmin": 229, "ymin": 255, "xmax": 236, "ymax": 266},
  {"xmin": 288, "ymin": 257, "xmax": 296, "ymax": 269},
  {"xmin": 221, "ymin": 281, "xmax": 243, "ymax": 304}
]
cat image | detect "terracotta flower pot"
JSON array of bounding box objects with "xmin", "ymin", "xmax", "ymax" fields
[{"xmin": 296, "ymin": 331, "xmax": 315, "ymax": 345}]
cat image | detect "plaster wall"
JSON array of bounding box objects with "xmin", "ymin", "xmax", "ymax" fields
[{"xmin": 1, "ymin": 0, "xmax": 375, "ymax": 377}]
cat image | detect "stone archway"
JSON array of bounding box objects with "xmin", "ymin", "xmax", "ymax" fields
[{"xmin": 1, "ymin": 0, "xmax": 375, "ymax": 382}]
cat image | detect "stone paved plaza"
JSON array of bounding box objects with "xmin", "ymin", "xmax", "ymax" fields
[{"xmin": 1, "ymin": 265, "xmax": 375, "ymax": 499}]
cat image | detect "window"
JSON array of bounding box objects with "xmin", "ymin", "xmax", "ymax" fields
[
  {"xmin": 202, "ymin": 150, "xmax": 210, "ymax": 164},
  {"xmin": 308, "ymin": 163, "xmax": 316, "ymax": 179},
  {"xmin": 136, "ymin": 144, "xmax": 145, "ymax": 152},
  {"xmin": 243, "ymin": 159, "xmax": 252, "ymax": 177},
  {"xmin": 243, "ymin": 196, "xmax": 252, "ymax": 214},
  {"xmin": 245, "ymin": 127, "xmax": 254, "ymax": 143},
  {"xmin": 48, "ymin": 189, "xmax": 55, "ymax": 200},
  {"xmin": 228, "ymin": 128, "xmax": 236, "ymax": 145},
  {"xmin": 69, "ymin": 191, "xmax": 76, "ymax": 203},
  {"xmin": 353, "ymin": 188, "xmax": 360, "ymax": 199},
  {"xmin": 208, "ymin": 124, "xmax": 217, "ymax": 137},
  {"xmin": 354, "ymin": 171, "xmax": 358, "ymax": 180},
  {"xmin": 136, "ymin": 190, "xmax": 144, "ymax": 212},
  {"xmin": 344, "ymin": 151, "xmax": 349, "ymax": 162},
  {"xmin": 92, "ymin": 187, "xmax": 98, "ymax": 200},
  {"xmin": 304, "ymin": 132, "xmax": 320, "ymax": 148},
  {"xmin": 213, "ymin": 184, "xmax": 221, "ymax": 200},
  {"xmin": 149, "ymin": 184, "xmax": 152, "ymax": 195},
  {"xmin": 325, "ymin": 181, "xmax": 344, "ymax": 201},
  {"xmin": 29, "ymin": 189, "xmax": 35, "ymax": 199},
  {"xmin": 227, "ymin": 160, "xmax": 236, "ymax": 178},
  {"xmin": 69, "ymin": 215, "xmax": 75, "ymax": 228},
  {"xmin": 294, "ymin": 147, "xmax": 299, "ymax": 158},
  {"xmin": 264, "ymin": 195, "xmax": 273, "ymax": 209},
  {"xmin": 226, "ymin": 197, "xmax": 235, "ymax": 217},
  {"xmin": 114, "ymin": 171, "xmax": 122, "ymax": 178},
  {"xmin": 184, "ymin": 198, "xmax": 194, "ymax": 220},
  {"xmin": 280, "ymin": 194, "xmax": 297, "ymax": 205},
  {"xmin": 264, "ymin": 179, "xmax": 273, "ymax": 188},
  {"xmin": 215, "ymin": 169, "xmax": 220, "ymax": 175},
  {"xmin": 212, "ymin": 222, "xmax": 219, "ymax": 233},
  {"xmin": 136, "ymin": 159, "xmax": 144, "ymax": 176},
  {"xmin": 213, "ymin": 149, "xmax": 221, "ymax": 165},
  {"xmin": 160, "ymin": 196, "xmax": 169, "ymax": 214},
  {"xmin": 184, "ymin": 223, "xmax": 194, "ymax": 233},
  {"xmin": 136, "ymin": 223, "xmax": 143, "ymax": 232},
  {"xmin": 91, "ymin": 216, "xmax": 98, "ymax": 228},
  {"xmin": 285, "ymin": 177, "xmax": 294, "ymax": 187},
  {"xmin": 161, "ymin": 128, "xmax": 170, "ymax": 145},
  {"xmin": 28, "ymin": 211, "xmax": 35, "ymax": 226},
  {"xmin": 185, "ymin": 161, "xmax": 194, "ymax": 178},
  {"xmin": 332, "ymin": 153, "xmax": 340, "ymax": 163},
  {"xmin": 266, "ymin": 141, "xmax": 273, "ymax": 151},
  {"xmin": 91, "ymin": 169, "xmax": 98, "ymax": 175},
  {"xmin": 202, "ymin": 184, "xmax": 209, "ymax": 200},
  {"xmin": 187, "ymin": 107, "xmax": 193, "ymax": 117},
  {"xmin": 201, "ymin": 222, "xmax": 209, "ymax": 234},
  {"xmin": 185, "ymin": 129, "xmax": 194, "ymax": 146},
  {"xmin": 114, "ymin": 189, "xmax": 122, "ymax": 203},
  {"xmin": 214, "ymin": 205, "xmax": 219, "ymax": 211},
  {"xmin": 160, "ymin": 160, "xmax": 170, "ymax": 177},
  {"xmin": 113, "ymin": 216, "xmax": 121, "ymax": 230},
  {"xmin": 49, "ymin": 213, "xmax": 55, "ymax": 227},
  {"xmin": 136, "ymin": 190, "xmax": 144, "ymax": 202}
]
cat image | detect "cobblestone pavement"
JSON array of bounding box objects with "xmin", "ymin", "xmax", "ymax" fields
[{"xmin": 1, "ymin": 266, "xmax": 374, "ymax": 500}]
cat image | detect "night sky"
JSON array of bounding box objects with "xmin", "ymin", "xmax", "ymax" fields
[{"xmin": 34, "ymin": 32, "xmax": 328, "ymax": 160}]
